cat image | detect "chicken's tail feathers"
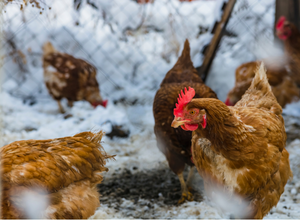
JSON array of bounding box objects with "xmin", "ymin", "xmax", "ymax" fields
[
  {"xmin": 252, "ymin": 62, "xmax": 270, "ymax": 89},
  {"xmin": 74, "ymin": 130, "xmax": 115, "ymax": 163},
  {"xmin": 235, "ymin": 62, "xmax": 282, "ymax": 115},
  {"xmin": 42, "ymin": 41, "xmax": 56, "ymax": 57},
  {"xmin": 175, "ymin": 39, "xmax": 193, "ymax": 66},
  {"xmin": 181, "ymin": 39, "xmax": 191, "ymax": 60}
]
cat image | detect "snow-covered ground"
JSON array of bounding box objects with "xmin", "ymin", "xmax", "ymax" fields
[{"xmin": 2, "ymin": 0, "xmax": 300, "ymax": 219}]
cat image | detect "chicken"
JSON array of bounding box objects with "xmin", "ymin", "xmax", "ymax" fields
[
  {"xmin": 276, "ymin": 16, "xmax": 300, "ymax": 86},
  {"xmin": 1, "ymin": 131, "xmax": 113, "ymax": 219},
  {"xmin": 171, "ymin": 63, "xmax": 292, "ymax": 218},
  {"xmin": 136, "ymin": 0, "xmax": 153, "ymax": 3},
  {"xmin": 153, "ymin": 39, "xmax": 217, "ymax": 204},
  {"xmin": 42, "ymin": 42, "xmax": 107, "ymax": 113},
  {"xmin": 226, "ymin": 59, "xmax": 300, "ymax": 107},
  {"xmin": 136, "ymin": 0, "xmax": 192, "ymax": 3},
  {"xmin": 226, "ymin": 16, "xmax": 300, "ymax": 107}
]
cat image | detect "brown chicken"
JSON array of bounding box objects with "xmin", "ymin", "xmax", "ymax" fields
[
  {"xmin": 153, "ymin": 39, "xmax": 217, "ymax": 204},
  {"xmin": 42, "ymin": 42, "xmax": 107, "ymax": 113},
  {"xmin": 136, "ymin": 0, "xmax": 191, "ymax": 3},
  {"xmin": 136, "ymin": 0, "xmax": 153, "ymax": 3},
  {"xmin": 226, "ymin": 16, "xmax": 300, "ymax": 107},
  {"xmin": 171, "ymin": 63, "xmax": 292, "ymax": 218},
  {"xmin": 1, "ymin": 131, "xmax": 112, "ymax": 219},
  {"xmin": 276, "ymin": 16, "xmax": 300, "ymax": 86},
  {"xmin": 226, "ymin": 59, "xmax": 300, "ymax": 107}
]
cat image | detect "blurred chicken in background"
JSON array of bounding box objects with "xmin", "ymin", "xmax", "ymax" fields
[
  {"xmin": 226, "ymin": 16, "xmax": 300, "ymax": 107},
  {"xmin": 153, "ymin": 39, "xmax": 217, "ymax": 204},
  {"xmin": 136, "ymin": 0, "xmax": 154, "ymax": 3},
  {"xmin": 1, "ymin": 131, "xmax": 112, "ymax": 219},
  {"xmin": 136, "ymin": 0, "xmax": 193, "ymax": 3},
  {"xmin": 226, "ymin": 59, "xmax": 300, "ymax": 107},
  {"xmin": 276, "ymin": 16, "xmax": 300, "ymax": 86},
  {"xmin": 42, "ymin": 42, "xmax": 107, "ymax": 113}
]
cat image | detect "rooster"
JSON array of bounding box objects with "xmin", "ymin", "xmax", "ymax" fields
[
  {"xmin": 42, "ymin": 42, "xmax": 107, "ymax": 113},
  {"xmin": 153, "ymin": 39, "xmax": 217, "ymax": 204},
  {"xmin": 1, "ymin": 131, "xmax": 113, "ymax": 219},
  {"xmin": 226, "ymin": 60, "xmax": 300, "ymax": 107},
  {"xmin": 171, "ymin": 63, "xmax": 292, "ymax": 218},
  {"xmin": 276, "ymin": 16, "xmax": 300, "ymax": 86}
]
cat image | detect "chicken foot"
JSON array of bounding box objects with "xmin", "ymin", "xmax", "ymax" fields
[{"xmin": 177, "ymin": 167, "xmax": 194, "ymax": 204}]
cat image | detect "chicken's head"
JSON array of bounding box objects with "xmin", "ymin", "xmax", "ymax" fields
[
  {"xmin": 276, "ymin": 16, "xmax": 292, "ymax": 40},
  {"xmin": 171, "ymin": 87, "xmax": 206, "ymax": 131}
]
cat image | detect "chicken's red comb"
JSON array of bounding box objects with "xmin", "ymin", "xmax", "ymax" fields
[
  {"xmin": 276, "ymin": 16, "xmax": 286, "ymax": 30},
  {"xmin": 174, "ymin": 87, "xmax": 195, "ymax": 117}
]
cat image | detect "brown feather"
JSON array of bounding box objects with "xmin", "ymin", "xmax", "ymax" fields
[
  {"xmin": 227, "ymin": 60, "xmax": 300, "ymax": 107},
  {"xmin": 153, "ymin": 39, "xmax": 217, "ymax": 175},
  {"xmin": 188, "ymin": 64, "xmax": 292, "ymax": 218},
  {"xmin": 42, "ymin": 42, "xmax": 104, "ymax": 108},
  {"xmin": 1, "ymin": 131, "xmax": 113, "ymax": 219},
  {"xmin": 282, "ymin": 23, "xmax": 300, "ymax": 86}
]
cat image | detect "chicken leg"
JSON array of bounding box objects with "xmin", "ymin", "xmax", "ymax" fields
[
  {"xmin": 67, "ymin": 100, "xmax": 73, "ymax": 107},
  {"xmin": 57, "ymin": 100, "xmax": 65, "ymax": 113},
  {"xmin": 186, "ymin": 166, "xmax": 195, "ymax": 191},
  {"xmin": 177, "ymin": 167, "xmax": 194, "ymax": 204}
]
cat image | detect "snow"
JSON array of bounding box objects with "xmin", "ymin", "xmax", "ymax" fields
[
  {"xmin": 17, "ymin": 188, "xmax": 49, "ymax": 219},
  {"xmin": 2, "ymin": 0, "xmax": 300, "ymax": 219},
  {"xmin": 284, "ymin": 101, "xmax": 300, "ymax": 117}
]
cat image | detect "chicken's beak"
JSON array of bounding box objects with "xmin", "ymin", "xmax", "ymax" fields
[{"xmin": 171, "ymin": 117, "xmax": 187, "ymax": 128}]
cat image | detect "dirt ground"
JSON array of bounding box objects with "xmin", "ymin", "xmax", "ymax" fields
[{"xmin": 98, "ymin": 163, "xmax": 203, "ymax": 218}]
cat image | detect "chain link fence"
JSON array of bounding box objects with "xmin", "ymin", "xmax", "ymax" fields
[
  {"xmin": 206, "ymin": 0, "xmax": 277, "ymax": 101},
  {"xmin": 1, "ymin": 0, "xmax": 276, "ymax": 104}
]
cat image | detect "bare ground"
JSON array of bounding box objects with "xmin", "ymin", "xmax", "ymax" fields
[{"xmin": 97, "ymin": 164, "xmax": 203, "ymax": 218}]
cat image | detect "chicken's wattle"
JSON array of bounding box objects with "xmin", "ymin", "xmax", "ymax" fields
[{"xmin": 181, "ymin": 123, "xmax": 198, "ymax": 131}]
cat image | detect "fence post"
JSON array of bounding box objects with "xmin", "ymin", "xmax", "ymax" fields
[{"xmin": 197, "ymin": 0, "xmax": 236, "ymax": 82}]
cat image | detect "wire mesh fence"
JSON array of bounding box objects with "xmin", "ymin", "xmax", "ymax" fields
[
  {"xmin": 1, "ymin": 0, "xmax": 276, "ymax": 104},
  {"xmin": 205, "ymin": 0, "xmax": 277, "ymax": 101}
]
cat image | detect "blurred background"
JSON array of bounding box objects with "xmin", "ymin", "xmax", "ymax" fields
[{"xmin": 2, "ymin": 0, "xmax": 277, "ymax": 104}]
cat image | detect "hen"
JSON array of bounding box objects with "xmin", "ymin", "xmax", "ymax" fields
[
  {"xmin": 226, "ymin": 59, "xmax": 300, "ymax": 107},
  {"xmin": 42, "ymin": 42, "xmax": 107, "ymax": 113},
  {"xmin": 153, "ymin": 39, "xmax": 217, "ymax": 204},
  {"xmin": 1, "ymin": 131, "xmax": 112, "ymax": 219},
  {"xmin": 276, "ymin": 16, "xmax": 300, "ymax": 86},
  {"xmin": 171, "ymin": 63, "xmax": 292, "ymax": 218}
]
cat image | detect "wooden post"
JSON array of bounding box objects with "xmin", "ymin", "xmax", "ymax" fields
[{"xmin": 197, "ymin": 0, "xmax": 236, "ymax": 82}]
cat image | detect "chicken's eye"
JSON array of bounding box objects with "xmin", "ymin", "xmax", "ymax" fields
[{"xmin": 190, "ymin": 110, "xmax": 195, "ymax": 115}]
